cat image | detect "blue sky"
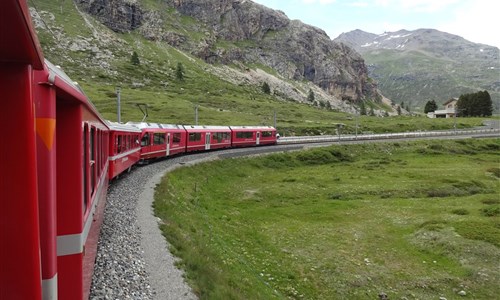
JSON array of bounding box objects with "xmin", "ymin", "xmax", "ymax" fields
[{"xmin": 251, "ymin": 0, "xmax": 500, "ymax": 48}]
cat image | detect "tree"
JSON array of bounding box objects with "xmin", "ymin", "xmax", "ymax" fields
[
  {"xmin": 261, "ymin": 82, "xmax": 270, "ymax": 94},
  {"xmin": 307, "ymin": 89, "xmax": 315, "ymax": 102},
  {"xmin": 369, "ymin": 106, "xmax": 375, "ymax": 116},
  {"xmin": 424, "ymin": 100, "xmax": 438, "ymax": 113},
  {"xmin": 397, "ymin": 105, "xmax": 402, "ymax": 115},
  {"xmin": 457, "ymin": 90, "xmax": 493, "ymax": 117},
  {"xmin": 176, "ymin": 62, "xmax": 184, "ymax": 81},
  {"xmin": 359, "ymin": 102, "xmax": 367, "ymax": 115},
  {"xmin": 130, "ymin": 51, "xmax": 140, "ymax": 65}
]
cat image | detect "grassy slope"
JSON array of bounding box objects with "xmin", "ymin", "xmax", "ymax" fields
[
  {"xmin": 365, "ymin": 49, "xmax": 500, "ymax": 112},
  {"xmin": 155, "ymin": 139, "xmax": 500, "ymax": 299}
]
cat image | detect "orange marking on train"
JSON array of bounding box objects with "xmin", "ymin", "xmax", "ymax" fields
[{"xmin": 36, "ymin": 118, "xmax": 56, "ymax": 150}]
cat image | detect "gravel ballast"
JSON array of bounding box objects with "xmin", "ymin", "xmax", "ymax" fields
[{"xmin": 90, "ymin": 145, "xmax": 303, "ymax": 299}]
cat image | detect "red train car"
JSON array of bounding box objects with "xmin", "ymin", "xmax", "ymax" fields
[
  {"xmin": 184, "ymin": 125, "xmax": 232, "ymax": 152},
  {"xmin": 128, "ymin": 122, "xmax": 187, "ymax": 161},
  {"xmin": 1, "ymin": 2, "xmax": 110, "ymax": 299},
  {"xmin": 230, "ymin": 126, "xmax": 277, "ymax": 147},
  {"xmin": 108, "ymin": 121, "xmax": 141, "ymax": 179}
]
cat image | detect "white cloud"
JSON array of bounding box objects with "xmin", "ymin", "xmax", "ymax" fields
[
  {"xmin": 349, "ymin": 2, "xmax": 370, "ymax": 7},
  {"xmin": 301, "ymin": 0, "xmax": 337, "ymax": 4},
  {"xmin": 437, "ymin": 0, "xmax": 500, "ymax": 48},
  {"xmin": 398, "ymin": 0, "xmax": 460, "ymax": 12},
  {"xmin": 367, "ymin": 0, "xmax": 459, "ymax": 12}
]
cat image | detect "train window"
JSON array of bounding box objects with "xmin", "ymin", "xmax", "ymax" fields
[
  {"xmin": 236, "ymin": 131, "xmax": 253, "ymax": 139},
  {"xmin": 90, "ymin": 127, "xmax": 96, "ymax": 197},
  {"xmin": 97, "ymin": 130, "xmax": 101, "ymax": 177},
  {"xmin": 153, "ymin": 133, "xmax": 165, "ymax": 145},
  {"xmin": 117, "ymin": 135, "xmax": 122, "ymax": 153},
  {"xmin": 262, "ymin": 131, "xmax": 272, "ymax": 137},
  {"xmin": 173, "ymin": 133, "xmax": 181, "ymax": 143},
  {"xmin": 83, "ymin": 125, "xmax": 88, "ymax": 213},
  {"xmin": 141, "ymin": 133, "xmax": 150, "ymax": 146},
  {"xmin": 189, "ymin": 132, "xmax": 201, "ymax": 141}
]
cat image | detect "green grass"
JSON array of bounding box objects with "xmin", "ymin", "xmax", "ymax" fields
[{"xmin": 154, "ymin": 138, "xmax": 500, "ymax": 299}]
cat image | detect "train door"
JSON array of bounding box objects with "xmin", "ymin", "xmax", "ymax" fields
[
  {"xmin": 205, "ymin": 133, "xmax": 211, "ymax": 150},
  {"xmin": 166, "ymin": 133, "xmax": 171, "ymax": 156},
  {"xmin": 256, "ymin": 132, "xmax": 261, "ymax": 145},
  {"xmin": 141, "ymin": 132, "xmax": 150, "ymax": 157}
]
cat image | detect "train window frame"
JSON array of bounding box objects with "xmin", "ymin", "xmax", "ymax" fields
[
  {"xmin": 173, "ymin": 133, "xmax": 181, "ymax": 143},
  {"xmin": 153, "ymin": 133, "xmax": 165, "ymax": 145},
  {"xmin": 83, "ymin": 124, "xmax": 88, "ymax": 214},
  {"xmin": 90, "ymin": 127, "xmax": 96, "ymax": 197},
  {"xmin": 141, "ymin": 133, "xmax": 150, "ymax": 146},
  {"xmin": 262, "ymin": 131, "xmax": 272, "ymax": 137},
  {"xmin": 189, "ymin": 132, "xmax": 202, "ymax": 142},
  {"xmin": 236, "ymin": 131, "xmax": 253, "ymax": 139}
]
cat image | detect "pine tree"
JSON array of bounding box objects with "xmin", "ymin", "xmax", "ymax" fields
[
  {"xmin": 262, "ymin": 82, "xmax": 271, "ymax": 94},
  {"xmin": 176, "ymin": 62, "xmax": 184, "ymax": 81},
  {"xmin": 397, "ymin": 105, "xmax": 402, "ymax": 115},
  {"xmin": 130, "ymin": 51, "xmax": 140, "ymax": 65},
  {"xmin": 457, "ymin": 90, "xmax": 493, "ymax": 116},
  {"xmin": 307, "ymin": 89, "xmax": 315, "ymax": 102},
  {"xmin": 359, "ymin": 102, "xmax": 367, "ymax": 115},
  {"xmin": 424, "ymin": 100, "xmax": 438, "ymax": 113}
]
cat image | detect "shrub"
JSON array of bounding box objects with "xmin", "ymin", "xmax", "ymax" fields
[
  {"xmin": 482, "ymin": 199, "xmax": 500, "ymax": 205},
  {"xmin": 486, "ymin": 167, "xmax": 500, "ymax": 178},
  {"xmin": 480, "ymin": 206, "xmax": 499, "ymax": 217},
  {"xmin": 451, "ymin": 208, "xmax": 469, "ymax": 215}
]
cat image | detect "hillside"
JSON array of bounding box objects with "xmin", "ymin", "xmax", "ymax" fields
[
  {"xmin": 28, "ymin": 0, "xmax": 397, "ymax": 136},
  {"xmin": 335, "ymin": 29, "xmax": 500, "ymax": 112}
]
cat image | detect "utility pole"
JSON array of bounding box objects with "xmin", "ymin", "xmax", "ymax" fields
[
  {"xmin": 116, "ymin": 87, "xmax": 121, "ymax": 123},
  {"xmin": 273, "ymin": 110, "xmax": 277, "ymax": 129},
  {"xmin": 194, "ymin": 105, "xmax": 198, "ymax": 125},
  {"xmin": 355, "ymin": 108, "xmax": 359, "ymax": 139}
]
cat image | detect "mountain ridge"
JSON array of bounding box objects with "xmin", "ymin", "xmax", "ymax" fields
[{"xmin": 334, "ymin": 28, "xmax": 499, "ymax": 111}]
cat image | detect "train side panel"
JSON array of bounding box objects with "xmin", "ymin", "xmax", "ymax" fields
[
  {"xmin": 1, "ymin": 1, "xmax": 45, "ymax": 298},
  {"xmin": 184, "ymin": 125, "xmax": 232, "ymax": 152},
  {"xmin": 230, "ymin": 126, "xmax": 277, "ymax": 147},
  {"xmin": 129, "ymin": 123, "xmax": 187, "ymax": 161},
  {"xmin": 0, "ymin": 63, "xmax": 43, "ymax": 300},
  {"xmin": 108, "ymin": 122, "xmax": 141, "ymax": 179}
]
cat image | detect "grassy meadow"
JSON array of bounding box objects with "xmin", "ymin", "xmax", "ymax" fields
[{"xmin": 154, "ymin": 138, "xmax": 500, "ymax": 299}]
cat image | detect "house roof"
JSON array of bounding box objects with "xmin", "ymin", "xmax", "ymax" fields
[{"xmin": 443, "ymin": 98, "xmax": 458, "ymax": 105}]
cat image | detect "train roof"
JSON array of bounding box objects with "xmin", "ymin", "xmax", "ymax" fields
[
  {"xmin": 1, "ymin": 0, "xmax": 44, "ymax": 69},
  {"xmin": 107, "ymin": 121, "xmax": 142, "ymax": 133},
  {"xmin": 126, "ymin": 122, "xmax": 184, "ymax": 130},
  {"xmin": 183, "ymin": 125, "xmax": 231, "ymax": 131},
  {"xmin": 229, "ymin": 126, "xmax": 276, "ymax": 130}
]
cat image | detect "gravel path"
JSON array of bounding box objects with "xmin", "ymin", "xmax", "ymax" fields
[{"xmin": 90, "ymin": 145, "xmax": 304, "ymax": 299}]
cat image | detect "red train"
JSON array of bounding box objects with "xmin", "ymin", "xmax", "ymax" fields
[
  {"xmin": 127, "ymin": 123, "xmax": 277, "ymax": 163},
  {"xmin": 0, "ymin": 1, "xmax": 277, "ymax": 299}
]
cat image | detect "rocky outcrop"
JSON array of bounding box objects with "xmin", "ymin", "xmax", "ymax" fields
[
  {"xmin": 75, "ymin": 0, "xmax": 143, "ymax": 33},
  {"xmin": 165, "ymin": 0, "xmax": 378, "ymax": 101}
]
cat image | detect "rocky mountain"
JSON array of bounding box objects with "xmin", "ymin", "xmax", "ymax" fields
[
  {"xmin": 335, "ymin": 29, "xmax": 500, "ymax": 112},
  {"xmin": 72, "ymin": 0, "xmax": 379, "ymax": 104}
]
